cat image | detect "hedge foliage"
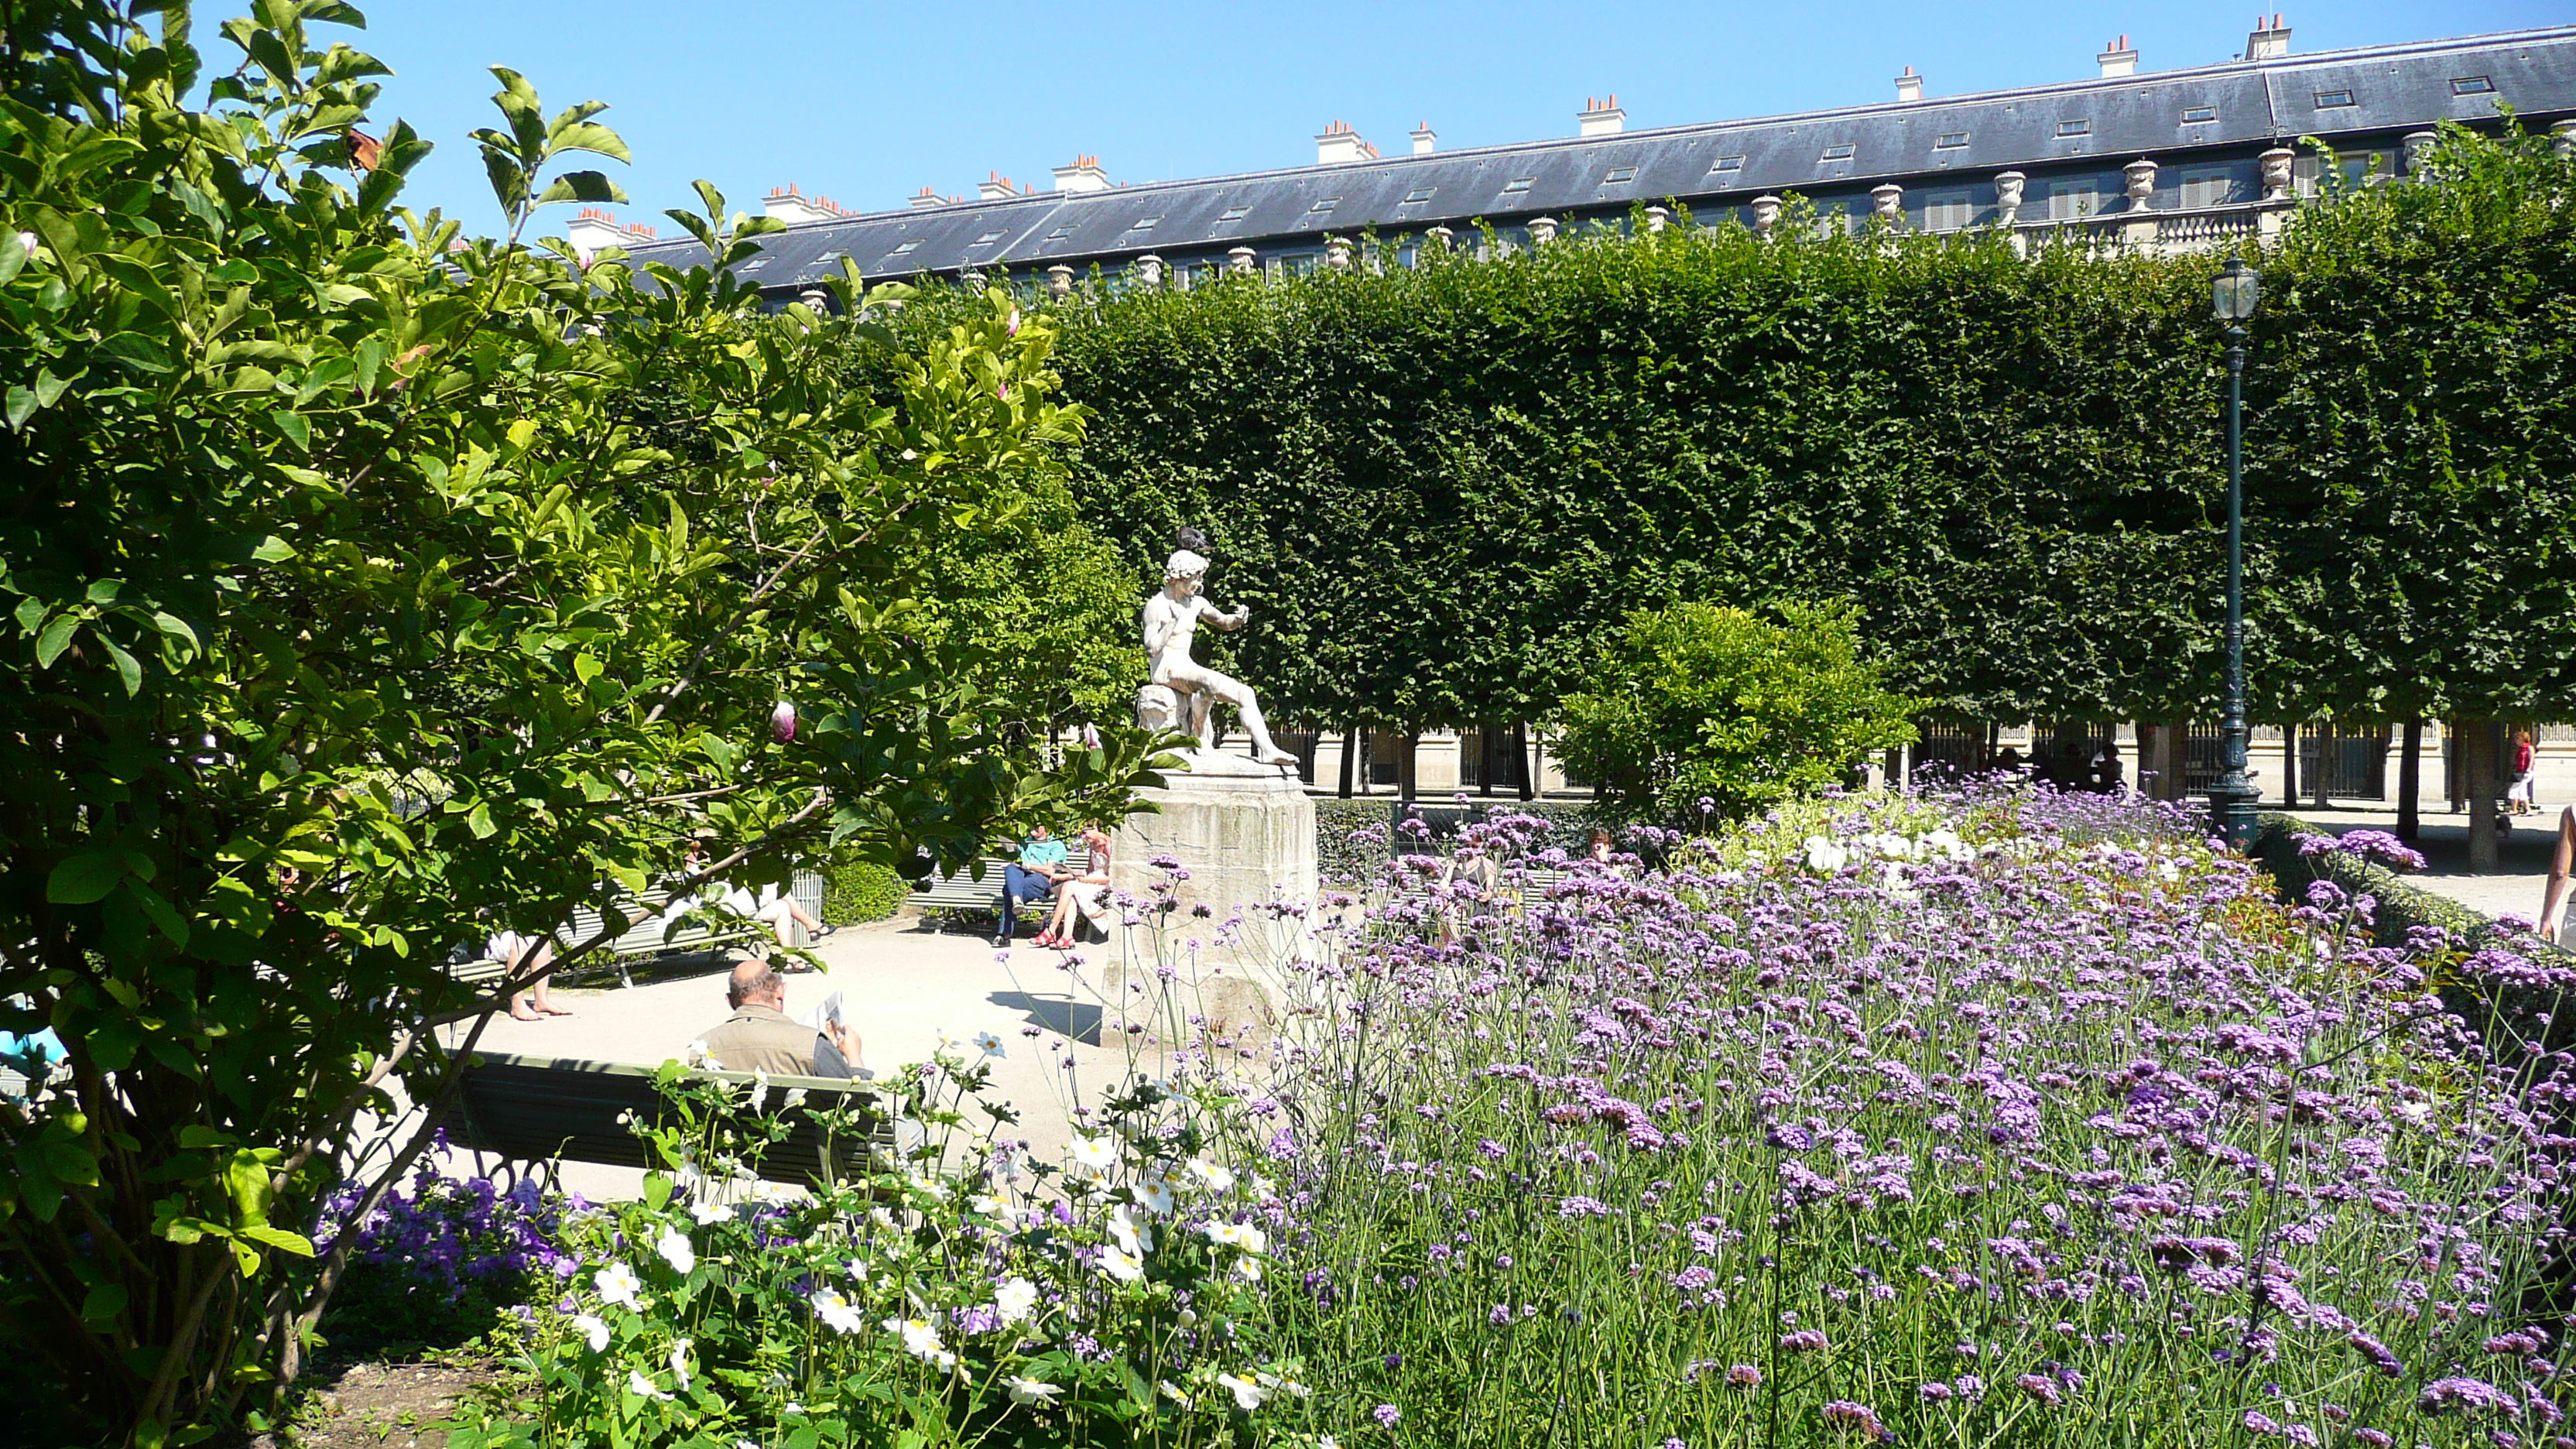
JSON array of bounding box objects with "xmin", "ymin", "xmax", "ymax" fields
[
  {"xmin": 821, "ymin": 857, "xmax": 907, "ymax": 925},
  {"xmin": 883, "ymin": 122, "xmax": 2576, "ymax": 735}
]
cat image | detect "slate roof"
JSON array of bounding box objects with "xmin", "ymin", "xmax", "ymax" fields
[{"xmin": 631, "ymin": 25, "xmax": 2576, "ymax": 290}]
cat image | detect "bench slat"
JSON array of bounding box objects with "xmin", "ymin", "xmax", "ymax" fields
[{"xmin": 437, "ymin": 1052, "xmax": 895, "ymax": 1187}]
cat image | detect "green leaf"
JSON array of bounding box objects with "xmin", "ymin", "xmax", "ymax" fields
[
  {"xmin": 101, "ymin": 635, "xmax": 142, "ymax": 695},
  {"xmin": 546, "ymin": 121, "xmax": 631, "ymax": 164},
  {"xmin": 132, "ymin": 882, "xmax": 191, "ymax": 949},
  {"xmin": 269, "ymin": 409, "xmax": 310, "ymax": 450},
  {"xmin": 0, "ymin": 229, "xmax": 24, "ymax": 286},
  {"xmin": 249, "ymin": 535, "xmax": 296, "ymax": 563},
  {"xmin": 238, "ymin": 1225, "xmax": 315, "ymax": 1257},
  {"xmin": 33, "ymin": 611, "xmax": 79, "ymax": 667},
  {"xmin": 535, "ymin": 170, "xmax": 628, "ymax": 207},
  {"xmin": 5, "ymin": 385, "xmax": 35, "ymax": 431},
  {"xmin": 96, "ymin": 332, "xmax": 176, "ymax": 374},
  {"xmin": 47, "ymin": 851, "xmax": 131, "ymax": 905},
  {"xmin": 464, "ymin": 800, "xmax": 496, "ymax": 839}
]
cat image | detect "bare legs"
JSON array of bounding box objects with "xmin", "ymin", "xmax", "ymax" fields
[
  {"xmin": 1173, "ymin": 666, "xmax": 1297, "ymax": 765},
  {"xmin": 506, "ymin": 937, "xmax": 566, "ymax": 1019}
]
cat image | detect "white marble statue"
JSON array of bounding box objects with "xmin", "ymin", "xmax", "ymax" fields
[{"xmin": 1140, "ymin": 546, "xmax": 1297, "ymax": 768}]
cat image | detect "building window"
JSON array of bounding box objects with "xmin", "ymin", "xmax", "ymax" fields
[
  {"xmin": 2177, "ymin": 165, "xmax": 2238, "ymax": 209},
  {"xmin": 1923, "ymin": 190, "xmax": 1974, "ymax": 231},
  {"xmin": 1500, "ymin": 176, "xmax": 1535, "ymax": 196},
  {"xmin": 738, "ymin": 258, "xmax": 769, "ymax": 272},
  {"xmin": 1043, "ymin": 226, "xmax": 1074, "ymax": 242},
  {"xmin": 1129, "ymin": 215, "xmax": 1161, "ymax": 231},
  {"xmin": 1814, "ymin": 199, "xmax": 1865, "ymax": 237},
  {"xmin": 1934, "ymin": 132, "xmax": 1970, "ymax": 150},
  {"xmin": 2054, "ymin": 118, "xmax": 2091, "ymax": 139},
  {"xmin": 1402, "ymin": 186, "xmax": 1436, "ymax": 204},
  {"xmin": 1711, "ymin": 153, "xmax": 1745, "ymax": 173},
  {"xmin": 2451, "ymin": 75, "xmax": 2495, "ymax": 96},
  {"xmin": 1819, "ymin": 143, "xmax": 1856, "ymax": 162},
  {"xmin": 2314, "ymin": 88, "xmax": 2355, "ymax": 108},
  {"xmin": 889, "ymin": 240, "xmax": 922, "ymax": 255},
  {"xmin": 2047, "ymin": 180, "xmax": 2099, "ymax": 221},
  {"xmin": 971, "ymin": 230, "xmax": 1004, "ymax": 245},
  {"xmin": 1601, "ymin": 165, "xmax": 1638, "ymax": 184},
  {"xmin": 2180, "ymin": 104, "xmax": 2218, "ymax": 124},
  {"xmin": 1308, "ymin": 197, "xmax": 1339, "ymax": 213},
  {"xmin": 1218, "ymin": 204, "xmax": 1251, "ymax": 222}
]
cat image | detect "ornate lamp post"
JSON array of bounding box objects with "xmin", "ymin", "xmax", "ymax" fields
[{"xmin": 2206, "ymin": 257, "xmax": 2263, "ymax": 851}]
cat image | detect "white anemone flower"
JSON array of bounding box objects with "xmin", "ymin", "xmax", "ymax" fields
[
  {"xmin": 627, "ymin": 1369, "xmax": 673, "ymax": 1402},
  {"xmin": 656, "ymin": 1225, "xmax": 696, "ymax": 1276},
  {"xmin": 972, "ymin": 1029, "xmax": 1005, "ymax": 1058},
  {"xmin": 1100, "ymin": 1243, "xmax": 1146, "ymax": 1283},
  {"xmin": 570, "ymin": 1313, "xmax": 609, "ymax": 1352},
  {"xmin": 883, "ymin": 1316, "xmax": 956, "ymax": 1368},
  {"xmin": 1005, "ymin": 1373, "xmax": 1063, "ymax": 1406},
  {"xmin": 1187, "ymin": 1157, "xmax": 1236, "ymax": 1194},
  {"xmin": 813, "ymin": 1288, "xmax": 866, "ymax": 1335},
  {"xmin": 993, "ymin": 1276, "xmax": 1040, "ymax": 1324},
  {"xmin": 669, "ymin": 1338, "xmax": 692, "ymax": 1392},
  {"xmin": 688, "ymin": 1199, "xmax": 729, "ymax": 1226},
  {"xmin": 1067, "ymin": 1135, "xmax": 1117, "ymax": 1177},
  {"xmin": 1216, "ymin": 1371, "xmax": 1273, "ymax": 1411},
  {"xmin": 595, "ymin": 1262, "xmax": 646, "ymax": 1311},
  {"xmin": 1801, "ymin": 836, "xmax": 1850, "ymax": 873},
  {"xmin": 748, "ymin": 1070, "xmax": 770, "ymax": 1114},
  {"xmin": 844, "ymin": 1257, "xmax": 871, "ymax": 1283},
  {"xmin": 1109, "ymin": 1202, "xmax": 1154, "ymax": 1255},
  {"xmin": 1202, "ymin": 1219, "xmax": 1266, "ymax": 1254}
]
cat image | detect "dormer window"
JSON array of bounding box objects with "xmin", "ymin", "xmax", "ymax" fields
[
  {"xmin": 2451, "ymin": 75, "xmax": 2494, "ymax": 96},
  {"xmin": 1819, "ymin": 143, "xmax": 1856, "ymax": 162},
  {"xmin": 2314, "ymin": 88, "xmax": 2355, "ymax": 108},
  {"xmin": 971, "ymin": 230, "xmax": 1004, "ymax": 245},
  {"xmin": 1129, "ymin": 215, "xmax": 1161, "ymax": 231},
  {"xmin": 1711, "ymin": 154, "xmax": 1745, "ymax": 173},
  {"xmin": 1308, "ymin": 197, "xmax": 1340, "ymax": 213},
  {"xmin": 1934, "ymin": 132, "xmax": 1969, "ymax": 149},
  {"xmin": 1500, "ymin": 176, "xmax": 1535, "ymax": 195},
  {"xmin": 1601, "ymin": 166, "xmax": 1638, "ymax": 184},
  {"xmin": 1043, "ymin": 226, "xmax": 1074, "ymax": 242},
  {"xmin": 1402, "ymin": 187, "xmax": 1436, "ymax": 204},
  {"xmin": 2181, "ymin": 105, "xmax": 2218, "ymax": 124},
  {"xmin": 2055, "ymin": 118, "xmax": 2091, "ymax": 138},
  {"xmin": 1218, "ymin": 205, "xmax": 1251, "ymax": 222}
]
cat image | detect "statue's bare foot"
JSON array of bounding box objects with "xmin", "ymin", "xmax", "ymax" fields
[{"xmin": 1253, "ymin": 746, "xmax": 1298, "ymax": 766}]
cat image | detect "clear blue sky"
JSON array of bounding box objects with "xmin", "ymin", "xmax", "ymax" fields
[{"xmin": 214, "ymin": 1, "xmax": 2561, "ymax": 235}]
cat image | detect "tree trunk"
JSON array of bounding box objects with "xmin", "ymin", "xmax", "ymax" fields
[
  {"xmin": 1478, "ymin": 726, "xmax": 1495, "ymax": 797},
  {"xmin": 1338, "ymin": 726, "xmax": 1357, "ymax": 799},
  {"xmin": 1396, "ymin": 731, "xmax": 1420, "ymax": 801},
  {"xmin": 2281, "ymin": 723, "xmax": 2298, "ymax": 807},
  {"xmin": 2396, "ymin": 720, "xmax": 2423, "ymax": 841},
  {"xmin": 1512, "ymin": 722, "xmax": 1535, "ymax": 801},
  {"xmin": 2467, "ymin": 718, "xmax": 2501, "ymax": 872}
]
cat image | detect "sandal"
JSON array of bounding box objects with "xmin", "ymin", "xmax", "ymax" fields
[{"xmin": 776, "ymin": 957, "xmax": 817, "ymax": 974}]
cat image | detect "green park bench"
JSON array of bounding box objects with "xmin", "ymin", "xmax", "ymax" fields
[
  {"xmin": 433, "ymin": 1050, "xmax": 899, "ymax": 1188},
  {"xmin": 450, "ymin": 872, "xmax": 829, "ymax": 992}
]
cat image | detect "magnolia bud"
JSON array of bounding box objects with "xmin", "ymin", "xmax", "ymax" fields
[{"xmin": 771, "ymin": 699, "xmax": 797, "ymax": 744}]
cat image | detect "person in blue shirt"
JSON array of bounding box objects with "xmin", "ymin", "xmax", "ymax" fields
[{"xmin": 996, "ymin": 825, "xmax": 1070, "ymax": 946}]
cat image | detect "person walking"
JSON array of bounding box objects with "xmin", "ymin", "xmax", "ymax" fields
[{"xmin": 2509, "ymin": 729, "xmax": 2539, "ymax": 816}]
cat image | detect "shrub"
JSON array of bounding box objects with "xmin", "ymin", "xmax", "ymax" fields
[
  {"xmin": 823, "ymin": 857, "xmax": 909, "ymax": 925},
  {"xmin": 1553, "ymin": 600, "xmax": 1918, "ymax": 821}
]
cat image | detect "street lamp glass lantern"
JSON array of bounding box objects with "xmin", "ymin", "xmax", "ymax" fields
[{"xmin": 2213, "ymin": 258, "xmax": 2261, "ymax": 320}]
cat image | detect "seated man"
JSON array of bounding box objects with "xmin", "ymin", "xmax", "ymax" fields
[
  {"xmin": 691, "ymin": 957, "xmax": 831, "ymax": 1076},
  {"xmin": 994, "ymin": 824, "xmax": 1069, "ymax": 947}
]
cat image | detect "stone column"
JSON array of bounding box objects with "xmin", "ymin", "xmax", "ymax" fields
[{"xmin": 1993, "ymin": 170, "xmax": 2026, "ymax": 226}]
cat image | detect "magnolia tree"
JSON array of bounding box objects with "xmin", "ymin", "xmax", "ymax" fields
[{"xmin": 0, "ymin": 2, "xmax": 1158, "ymax": 1439}]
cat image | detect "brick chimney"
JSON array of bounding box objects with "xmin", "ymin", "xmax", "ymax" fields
[
  {"xmin": 1051, "ymin": 154, "xmax": 1112, "ymax": 193},
  {"xmin": 2097, "ymin": 35, "xmax": 2139, "ymax": 78},
  {"xmin": 978, "ymin": 171, "xmax": 1018, "ymax": 201},
  {"xmin": 2247, "ymin": 13, "xmax": 2290, "ymax": 60},
  {"xmin": 1579, "ymin": 94, "xmax": 1625, "ymax": 138},
  {"xmin": 1411, "ymin": 122, "xmax": 1437, "ymax": 156},
  {"xmin": 566, "ymin": 207, "xmax": 624, "ymax": 259},
  {"xmin": 1315, "ymin": 121, "xmax": 1378, "ymax": 165},
  {"xmin": 764, "ymin": 184, "xmax": 846, "ymax": 226},
  {"xmin": 1894, "ymin": 67, "xmax": 1923, "ymax": 102},
  {"xmin": 908, "ymin": 186, "xmax": 945, "ymax": 211}
]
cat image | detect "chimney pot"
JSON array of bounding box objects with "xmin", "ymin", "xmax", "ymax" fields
[
  {"xmin": 2247, "ymin": 13, "xmax": 2290, "ymax": 60},
  {"xmin": 1895, "ymin": 66, "xmax": 1924, "ymax": 102},
  {"xmin": 1052, "ymin": 155, "xmax": 1112, "ymax": 193},
  {"xmin": 2097, "ymin": 36, "xmax": 2140, "ymax": 78},
  {"xmin": 1412, "ymin": 122, "xmax": 1437, "ymax": 156},
  {"xmin": 1578, "ymin": 94, "xmax": 1626, "ymax": 137},
  {"xmin": 1317, "ymin": 121, "xmax": 1376, "ymax": 165}
]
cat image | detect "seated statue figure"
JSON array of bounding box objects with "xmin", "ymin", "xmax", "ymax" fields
[{"xmin": 1140, "ymin": 548, "xmax": 1297, "ymax": 767}]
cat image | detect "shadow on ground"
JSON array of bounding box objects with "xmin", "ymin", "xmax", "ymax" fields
[{"xmin": 988, "ymin": 990, "xmax": 1102, "ymax": 1046}]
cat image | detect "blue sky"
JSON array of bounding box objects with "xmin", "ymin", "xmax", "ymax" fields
[{"xmin": 213, "ymin": 1, "xmax": 2561, "ymax": 235}]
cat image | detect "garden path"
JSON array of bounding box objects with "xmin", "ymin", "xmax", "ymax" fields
[
  {"xmin": 2276, "ymin": 803, "xmax": 2570, "ymax": 934},
  {"xmin": 439, "ymin": 916, "xmax": 1136, "ymax": 1201}
]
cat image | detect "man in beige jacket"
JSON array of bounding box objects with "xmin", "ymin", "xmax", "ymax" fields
[{"xmin": 692, "ymin": 957, "xmax": 837, "ymax": 1076}]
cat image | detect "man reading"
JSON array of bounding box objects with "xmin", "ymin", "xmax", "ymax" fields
[{"xmin": 692, "ymin": 957, "xmax": 832, "ymax": 1076}]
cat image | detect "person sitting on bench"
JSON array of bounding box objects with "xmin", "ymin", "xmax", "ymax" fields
[
  {"xmin": 694, "ymin": 957, "xmax": 832, "ymax": 1076},
  {"xmin": 995, "ymin": 824, "xmax": 1070, "ymax": 947}
]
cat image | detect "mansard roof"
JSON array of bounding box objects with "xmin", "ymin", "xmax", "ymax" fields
[{"xmin": 625, "ymin": 26, "xmax": 2576, "ymax": 289}]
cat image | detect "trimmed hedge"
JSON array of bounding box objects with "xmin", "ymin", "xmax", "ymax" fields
[{"xmin": 822, "ymin": 858, "xmax": 908, "ymax": 926}]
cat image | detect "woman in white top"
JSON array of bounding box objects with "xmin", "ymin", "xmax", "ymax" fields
[{"xmin": 1035, "ymin": 827, "xmax": 1112, "ymax": 949}]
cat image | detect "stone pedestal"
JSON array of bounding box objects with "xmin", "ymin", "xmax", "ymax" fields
[{"xmin": 1108, "ymin": 762, "xmax": 1317, "ymax": 968}]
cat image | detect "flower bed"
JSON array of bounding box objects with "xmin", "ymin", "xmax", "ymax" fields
[{"xmin": 419, "ymin": 787, "xmax": 2572, "ymax": 1447}]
